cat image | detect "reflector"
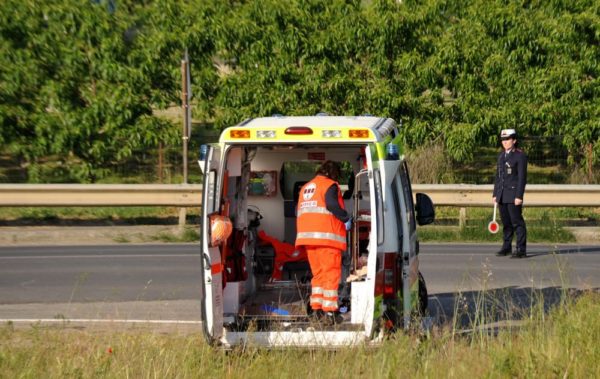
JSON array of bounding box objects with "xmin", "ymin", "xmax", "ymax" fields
[
  {"xmin": 349, "ymin": 129, "xmax": 369, "ymax": 138},
  {"xmin": 230, "ymin": 130, "xmax": 250, "ymax": 138}
]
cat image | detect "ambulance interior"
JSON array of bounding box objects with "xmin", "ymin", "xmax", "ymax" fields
[{"xmin": 215, "ymin": 144, "xmax": 375, "ymax": 330}]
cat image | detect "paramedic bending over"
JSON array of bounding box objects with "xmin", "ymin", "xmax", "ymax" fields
[{"xmin": 295, "ymin": 160, "xmax": 352, "ymax": 324}]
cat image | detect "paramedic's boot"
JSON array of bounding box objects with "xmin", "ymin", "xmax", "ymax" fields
[
  {"xmin": 306, "ymin": 299, "xmax": 324, "ymax": 318},
  {"xmin": 324, "ymin": 311, "xmax": 344, "ymax": 325},
  {"xmin": 309, "ymin": 310, "xmax": 325, "ymax": 325}
]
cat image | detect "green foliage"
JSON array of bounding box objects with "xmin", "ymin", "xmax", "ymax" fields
[
  {"xmin": 0, "ymin": 0, "xmax": 206, "ymax": 182},
  {"xmin": 0, "ymin": 206, "xmax": 192, "ymax": 224},
  {"xmin": 1, "ymin": 0, "xmax": 598, "ymax": 182}
]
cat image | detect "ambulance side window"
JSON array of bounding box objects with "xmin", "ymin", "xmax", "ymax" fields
[
  {"xmin": 391, "ymin": 175, "xmax": 403, "ymax": 241},
  {"xmin": 374, "ymin": 169, "xmax": 384, "ymax": 245},
  {"xmin": 206, "ymin": 170, "xmax": 217, "ymax": 214},
  {"xmin": 399, "ymin": 163, "xmax": 416, "ymax": 235}
]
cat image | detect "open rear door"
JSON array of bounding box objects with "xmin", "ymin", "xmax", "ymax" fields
[
  {"xmin": 199, "ymin": 144, "xmax": 224, "ymax": 342},
  {"xmin": 398, "ymin": 161, "xmax": 419, "ymax": 329}
]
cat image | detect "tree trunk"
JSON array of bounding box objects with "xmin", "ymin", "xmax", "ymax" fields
[{"xmin": 586, "ymin": 143, "xmax": 593, "ymax": 184}]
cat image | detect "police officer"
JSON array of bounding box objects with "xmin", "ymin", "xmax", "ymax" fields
[{"xmin": 493, "ymin": 129, "xmax": 528, "ymax": 258}]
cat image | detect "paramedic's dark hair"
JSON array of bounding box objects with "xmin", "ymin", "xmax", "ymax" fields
[{"xmin": 317, "ymin": 160, "xmax": 341, "ymax": 181}]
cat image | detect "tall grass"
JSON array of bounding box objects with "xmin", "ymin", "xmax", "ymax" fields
[
  {"xmin": 1, "ymin": 206, "xmax": 595, "ymax": 244},
  {"xmin": 1, "ymin": 292, "xmax": 598, "ymax": 378},
  {"xmin": 0, "ymin": 206, "xmax": 201, "ymax": 226},
  {"xmin": 418, "ymin": 206, "xmax": 597, "ymax": 243}
]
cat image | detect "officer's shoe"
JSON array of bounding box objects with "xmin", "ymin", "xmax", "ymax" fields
[
  {"xmin": 323, "ymin": 311, "xmax": 344, "ymax": 326},
  {"xmin": 511, "ymin": 250, "xmax": 526, "ymax": 259},
  {"xmin": 495, "ymin": 248, "xmax": 512, "ymax": 257}
]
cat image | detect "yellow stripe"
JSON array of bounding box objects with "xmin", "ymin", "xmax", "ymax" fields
[
  {"xmin": 297, "ymin": 232, "xmax": 346, "ymax": 244},
  {"xmin": 297, "ymin": 206, "xmax": 332, "ymax": 217},
  {"xmin": 220, "ymin": 126, "xmax": 375, "ymax": 143},
  {"xmin": 323, "ymin": 289, "xmax": 338, "ymax": 297}
]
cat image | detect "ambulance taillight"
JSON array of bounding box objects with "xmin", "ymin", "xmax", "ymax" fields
[{"xmin": 383, "ymin": 252, "xmax": 396, "ymax": 298}]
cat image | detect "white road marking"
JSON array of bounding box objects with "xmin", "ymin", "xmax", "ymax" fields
[
  {"xmin": 0, "ymin": 254, "xmax": 195, "ymax": 260},
  {"xmin": 0, "ymin": 318, "xmax": 201, "ymax": 324}
]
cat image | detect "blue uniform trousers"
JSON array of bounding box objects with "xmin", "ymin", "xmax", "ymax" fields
[{"xmin": 499, "ymin": 203, "xmax": 527, "ymax": 253}]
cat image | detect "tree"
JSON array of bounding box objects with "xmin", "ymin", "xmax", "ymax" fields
[
  {"xmin": 0, "ymin": 0, "xmax": 186, "ymax": 182},
  {"xmin": 1, "ymin": 0, "xmax": 597, "ymax": 183}
]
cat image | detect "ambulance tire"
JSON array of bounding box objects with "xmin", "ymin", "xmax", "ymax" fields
[{"xmin": 418, "ymin": 271, "xmax": 428, "ymax": 316}]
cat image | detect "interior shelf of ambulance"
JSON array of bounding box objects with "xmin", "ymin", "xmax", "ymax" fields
[{"xmin": 218, "ymin": 145, "xmax": 373, "ymax": 331}]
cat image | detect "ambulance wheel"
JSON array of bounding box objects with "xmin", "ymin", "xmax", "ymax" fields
[{"xmin": 418, "ymin": 271, "xmax": 428, "ymax": 316}]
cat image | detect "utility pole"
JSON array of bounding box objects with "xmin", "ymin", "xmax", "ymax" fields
[
  {"xmin": 179, "ymin": 50, "xmax": 192, "ymax": 230},
  {"xmin": 181, "ymin": 49, "xmax": 191, "ymax": 184}
]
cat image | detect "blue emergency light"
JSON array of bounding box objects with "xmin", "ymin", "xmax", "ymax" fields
[
  {"xmin": 199, "ymin": 144, "xmax": 208, "ymax": 161},
  {"xmin": 386, "ymin": 143, "xmax": 399, "ymax": 160}
]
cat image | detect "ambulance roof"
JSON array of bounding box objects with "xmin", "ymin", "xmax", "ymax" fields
[{"xmin": 239, "ymin": 116, "xmax": 387, "ymax": 129}]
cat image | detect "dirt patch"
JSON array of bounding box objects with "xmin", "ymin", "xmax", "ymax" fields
[{"xmin": 0, "ymin": 225, "xmax": 198, "ymax": 246}]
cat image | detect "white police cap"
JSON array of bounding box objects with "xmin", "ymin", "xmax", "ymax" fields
[{"xmin": 500, "ymin": 129, "xmax": 516, "ymax": 138}]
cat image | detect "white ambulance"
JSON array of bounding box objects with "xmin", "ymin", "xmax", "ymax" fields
[{"xmin": 198, "ymin": 115, "xmax": 434, "ymax": 348}]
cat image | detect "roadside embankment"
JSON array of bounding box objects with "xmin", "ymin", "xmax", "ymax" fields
[
  {"xmin": 0, "ymin": 225, "xmax": 597, "ymax": 246},
  {"xmin": 0, "ymin": 225, "xmax": 195, "ymax": 246}
]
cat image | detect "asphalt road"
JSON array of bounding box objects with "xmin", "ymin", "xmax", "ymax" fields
[{"xmin": 1, "ymin": 243, "xmax": 598, "ymax": 325}]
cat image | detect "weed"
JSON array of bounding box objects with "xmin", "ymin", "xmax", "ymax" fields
[
  {"xmin": 418, "ymin": 206, "xmax": 590, "ymax": 243},
  {"xmin": 0, "ymin": 206, "xmax": 201, "ymax": 226},
  {"xmin": 150, "ymin": 227, "xmax": 200, "ymax": 243},
  {"xmin": 113, "ymin": 235, "xmax": 130, "ymax": 243}
]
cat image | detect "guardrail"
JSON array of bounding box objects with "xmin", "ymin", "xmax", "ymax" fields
[
  {"xmin": 0, "ymin": 184, "xmax": 599, "ymax": 226},
  {"xmin": 0, "ymin": 184, "xmax": 202, "ymax": 207},
  {"xmin": 411, "ymin": 184, "xmax": 600, "ymax": 207},
  {"xmin": 1, "ymin": 184, "xmax": 599, "ymax": 207}
]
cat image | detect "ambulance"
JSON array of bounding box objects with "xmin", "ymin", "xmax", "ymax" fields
[{"xmin": 198, "ymin": 115, "xmax": 435, "ymax": 347}]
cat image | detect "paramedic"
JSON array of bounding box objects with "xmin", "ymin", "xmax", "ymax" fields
[
  {"xmin": 493, "ymin": 129, "xmax": 528, "ymax": 258},
  {"xmin": 296, "ymin": 160, "xmax": 352, "ymax": 324}
]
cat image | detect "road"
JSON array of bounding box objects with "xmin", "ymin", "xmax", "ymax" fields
[{"xmin": 1, "ymin": 243, "xmax": 598, "ymax": 327}]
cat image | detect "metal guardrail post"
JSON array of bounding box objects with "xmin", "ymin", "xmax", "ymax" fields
[
  {"xmin": 459, "ymin": 207, "xmax": 467, "ymax": 229},
  {"xmin": 178, "ymin": 208, "xmax": 187, "ymax": 229}
]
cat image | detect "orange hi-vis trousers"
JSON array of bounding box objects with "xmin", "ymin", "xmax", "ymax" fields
[{"xmin": 306, "ymin": 246, "xmax": 342, "ymax": 312}]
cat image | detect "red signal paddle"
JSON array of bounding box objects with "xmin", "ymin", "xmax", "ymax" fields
[{"xmin": 488, "ymin": 202, "xmax": 500, "ymax": 234}]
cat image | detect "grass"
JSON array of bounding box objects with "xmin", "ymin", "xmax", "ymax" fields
[
  {"xmin": 418, "ymin": 223, "xmax": 576, "ymax": 243},
  {"xmin": 433, "ymin": 206, "xmax": 600, "ymax": 223},
  {"xmin": 0, "ymin": 206, "xmax": 201, "ymax": 226},
  {"xmin": 418, "ymin": 206, "xmax": 598, "ymax": 243},
  {"xmin": 149, "ymin": 227, "xmax": 200, "ymax": 243},
  {"xmin": 0, "ymin": 206, "xmax": 596, "ymax": 243},
  {"xmin": 0, "ymin": 292, "xmax": 598, "ymax": 378}
]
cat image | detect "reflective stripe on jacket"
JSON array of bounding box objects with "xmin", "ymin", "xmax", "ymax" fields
[{"xmin": 295, "ymin": 175, "xmax": 347, "ymax": 250}]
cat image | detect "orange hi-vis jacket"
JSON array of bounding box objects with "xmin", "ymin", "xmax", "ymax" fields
[{"xmin": 295, "ymin": 175, "xmax": 347, "ymax": 251}]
